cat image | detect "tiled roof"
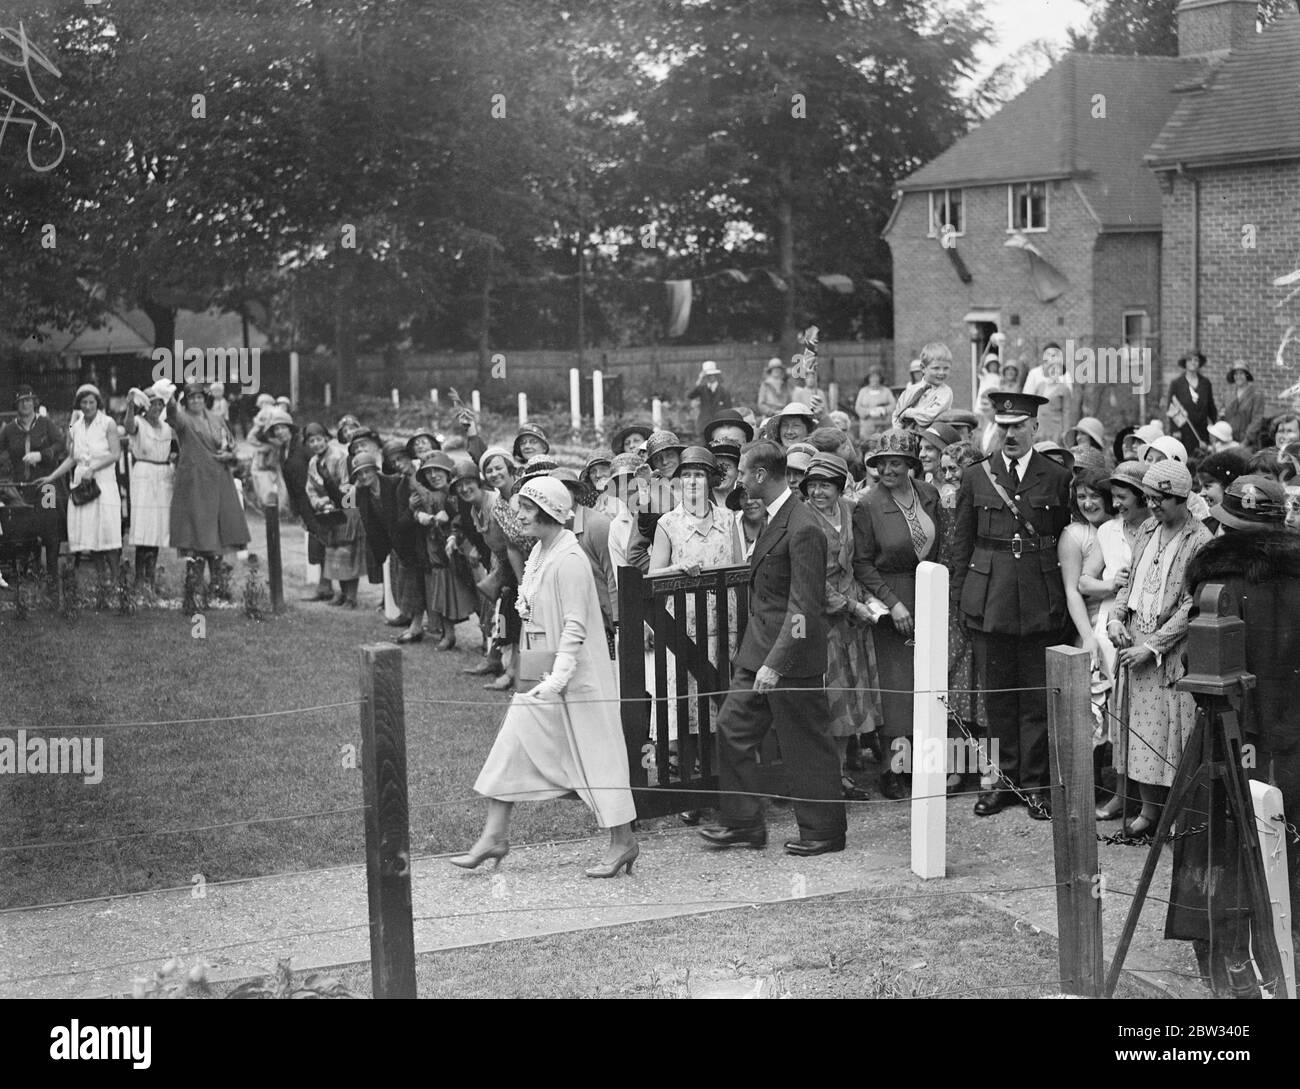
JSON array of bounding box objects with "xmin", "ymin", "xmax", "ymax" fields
[
  {"xmin": 898, "ymin": 54, "xmax": 1200, "ymax": 230},
  {"xmin": 1146, "ymin": 12, "xmax": 1300, "ymax": 168}
]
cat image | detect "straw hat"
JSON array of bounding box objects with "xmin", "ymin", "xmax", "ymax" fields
[{"xmin": 864, "ymin": 428, "xmax": 922, "ymax": 469}]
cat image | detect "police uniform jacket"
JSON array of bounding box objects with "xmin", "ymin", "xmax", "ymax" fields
[{"xmin": 949, "ymin": 450, "xmax": 1071, "ymax": 635}]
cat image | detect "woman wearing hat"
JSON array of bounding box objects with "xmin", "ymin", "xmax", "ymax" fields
[
  {"xmin": 707, "ymin": 440, "xmax": 740, "ymax": 507},
  {"xmin": 852, "ymin": 428, "xmax": 941, "ymax": 799},
  {"xmin": 611, "ymin": 423, "xmax": 653, "ymax": 457},
  {"xmin": 647, "ymin": 446, "xmax": 742, "ymax": 746},
  {"xmin": 1, "ymin": 386, "xmax": 66, "ymax": 578},
  {"xmin": 450, "ymin": 460, "xmax": 506, "ymax": 668},
  {"xmin": 1058, "ymin": 469, "xmax": 1115, "ymax": 668},
  {"xmin": 304, "ymin": 421, "xmax": 364, "ymax": 607},
  {"xmin": 122, "ymin": 382, "xmax": 177, "ymax": 593},
  {"xmin": 854, "ymin": 369, "xmax": 896, "ymax": 443},
  {"xmin": 1166, "ymin": 352, "xmax": 1218, "ymax": 453},
  {"xmin": 757, "ymin": 358, "xmax": 792, "ymax": 418},
  {"xmin": 1220, "ymin": 363, "xmax": 1262, "ymax": 450},
  {"xmin": 246, "ymin": 406, "xmax": 295, "ymax": 511},
  {"xmin": 1105, "ymin": 461, "xmax": 1212, "ymax": 838},
  {"xmin": 412, "ymin": 451, "xmax": 477, "ymax": 648},
  {"xmin": 1084, "ymin": 460, "xmax": 1150, "ymax": 820},
  {"xmin": 451, "ymin": 476, "xmax": 638, "ymax": 879},
  {"xmin": 767, "ymin": 402, "xmax": 817, "ymax": 449},
  {"xmin": 801, "ymin": 453, "xmax": 884, "ymax": 799},
  {"xmin": 918, "ymin": 421, "xmax": 960, "ymax": 488},
  {"xmin": 512, "ymin": 424, "xmax": 549, "ymax": 464},
  {"xmin": 164, "ymin": 381, "xmax": 250, "ymax": 594},
  {"xmin": 579, "ymin": 453, "xmax": 614, "ymax": 516},
  {"xmin": 470, "ymin": 448, "xmax": 529, "ymax": 688},
  {"xmin": 37, "ymin": 384, "xmax": 124, "ymax": 589}
]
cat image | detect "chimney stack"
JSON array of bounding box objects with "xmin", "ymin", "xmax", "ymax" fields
[{"xmin": 1176, "ymin": 0, "xmax": 1259, "ymax": 58}]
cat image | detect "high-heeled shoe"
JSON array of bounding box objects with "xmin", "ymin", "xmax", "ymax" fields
[
  {"xmin": 584, "ymin": 843, "xmax": 638, "ymax": 878},
  {"xmin": 448, "ymin": 840, "xmax": 509, "ymax": 870}
]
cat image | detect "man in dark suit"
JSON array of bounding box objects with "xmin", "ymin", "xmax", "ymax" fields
[
  {"xmin": 951, "ymin": 392, "xmax": 1071, "ymax": 819},
  {"xmin": 700, "ymin": 440, "xmax": 848, "ymax": 855}
]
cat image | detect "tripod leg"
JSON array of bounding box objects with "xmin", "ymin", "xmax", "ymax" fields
[{"xmin": 1104, "ymin": 717, "xmax": 1207, "ymax": 997}]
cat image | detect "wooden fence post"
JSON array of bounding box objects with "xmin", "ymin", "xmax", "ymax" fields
[
  {"xmin": 360, "ymin": 644, "xmax": 417, "ymax": 999},
  {"xmin": 911, "ymin": 560, "xmax": 947, "ymax": 879},
  {"xmin": 1046, "ymin": 644, "xmax": 1102, "ymax": 998},
  {"xmin": 265, "ymin": 490, "xmax": 284, "ymax": 614},
  {"xmin": 1250, "ymin": 780, "xmax": 1298, "ymax": 999}
]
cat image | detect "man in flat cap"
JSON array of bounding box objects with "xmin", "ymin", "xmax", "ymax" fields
[{"xmin": 951, "ymin": 391, "xmax": 1072, "ymax": 819}]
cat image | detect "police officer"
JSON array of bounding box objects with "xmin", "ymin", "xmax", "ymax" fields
[{"xmin": 951, "ymin": 391, "xmax": 1072, "ymax": 818}]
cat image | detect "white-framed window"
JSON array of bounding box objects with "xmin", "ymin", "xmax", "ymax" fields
[
  {"xmin": 1008, "ymin": 181, "xmax": 1048, "ymax": 232},
  {"xmin": 1123, "ymin": 310, "xmax": 1151, "ymax": 347},
  {"xmin": 927, "ymin": 189, "xmax": 963, "ymax": 237}
]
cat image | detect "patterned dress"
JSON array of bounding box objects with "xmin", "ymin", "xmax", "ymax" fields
[
  {"xmin": 650, "ymin": 502, "xmax": 738, "ymax": 741},
  {"xmin": 810, "ymin": 497, "xmax": 881, "ymax": 738},
  {"xmin": 937, "ymin": 484, "xmax": 983, "ymax": 728}
]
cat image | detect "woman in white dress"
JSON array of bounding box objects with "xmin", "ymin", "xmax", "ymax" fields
[
  {"xmin": 123, "ymin": 381, "xmax": 176, "ymax": 592},
  {"xmin": 451, "ymin": 477, "xmax": 638, "ymax": 878},
  {"xmin": 37, "ymin": 384, "xmax": 122, "ymax": 589},
  {"xmin": 1084, "ymin": 460, "xmax": 1149, "ymax": 821}
]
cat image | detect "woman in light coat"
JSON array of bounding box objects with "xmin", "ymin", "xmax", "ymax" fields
[{"xmin": 451, "ymin": 477, "xmax": 638, "ymax": 878}]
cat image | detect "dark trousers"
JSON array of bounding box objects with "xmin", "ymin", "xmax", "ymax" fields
[
  {"xmin": 972, "ymin": 629, "xmax": 1056, "ymax": 791},
  {"xmin": 715, "ymin": 667, "xmax": 847, "ymax": 840}
]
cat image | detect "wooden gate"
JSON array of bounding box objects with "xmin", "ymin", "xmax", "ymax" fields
[{"xmin": 617, "ymin": 563, "xmax": 787, "ymax": 819}]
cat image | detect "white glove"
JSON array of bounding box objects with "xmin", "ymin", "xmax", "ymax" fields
[{"xmin": 530, "ymin": 651, "xmax": 578, "ymax": 698}]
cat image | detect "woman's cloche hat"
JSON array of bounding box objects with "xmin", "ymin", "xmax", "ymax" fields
[
  {"xmin": 517, "ymin": 476, "xmax": 573, "ymax": 524},
  {"xmin": 865, "ymin": 427, "xmax": 922, "ymax": 469}
]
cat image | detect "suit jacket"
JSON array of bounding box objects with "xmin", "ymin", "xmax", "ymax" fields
[
  {"xmin": 736, "ymin": 491, "xmax": 828, "ymax": 677},
  {"xmin": 1222, "ymin": 384, "xmax": 1265, "ymax": 449},
  {"xmin": 0, "ymin": 416, "xmax": 65, "ymax": 486},
  {"xmin": 851, "ymin": 477, "xmax": 941, "ymax": 608},
  {"xmin": 950, "ymin": 450, "xmax": 1072, "ymax": 634}
]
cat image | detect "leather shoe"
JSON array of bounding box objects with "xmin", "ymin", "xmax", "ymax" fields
[
  {"xmin": 699, "ymin": 825, "xmax": 767, "ymax": 849},
  {"xmin": 841, "ymin": 775, "xmax": 870, "ymax": 802},
  {"xmin": 879, "ymin": 770, "xmax": 908, "ymax": 800},
  {"xmin": 1026, "ymin": 791, "xmax": 1052, "ymax": 820},
  {"xmin": 784, "ymin": 836, "xmax": 845, "ymax": 857},
  {"xmin": 973, "ymin": 790, "xmax": 1011, "ymax": 817},
  {"xmin": 385, "ymin": 614, "xmax": 412, "ymax": 628}
]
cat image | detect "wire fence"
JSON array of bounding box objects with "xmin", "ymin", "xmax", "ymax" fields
[{"xmin": 0, "ymin": 664, "xmax": 1289, "ymax": 1000}]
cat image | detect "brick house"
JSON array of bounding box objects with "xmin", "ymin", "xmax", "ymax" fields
[
  {"xmin": 1146, "ymin": 3, "xmax": 1300, "ymax": 426},
  {"xmin": 885, "ymin": 0, "xmax": 1300, "ymax": 429},
  {"xmin": 883, "ymin": 52, "xmax": 1196, "ymax": 415}
]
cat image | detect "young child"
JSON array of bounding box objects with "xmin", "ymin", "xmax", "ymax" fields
[{"xmin": 893, "ymin": 342, "xmax": 954, "ymax": 431}]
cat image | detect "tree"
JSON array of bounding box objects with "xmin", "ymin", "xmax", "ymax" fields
[
  {"xmin": 1069, "ymin": 0, "xmax": 1296, "ymax": 55},
  {"xmin": 607, "ymin": 0, "xmax": 989, "ymax": 360}
]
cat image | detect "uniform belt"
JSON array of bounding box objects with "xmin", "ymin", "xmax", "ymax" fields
[
  {"xmin": 134, "ymin": 458, "xmax": 172, "ymax": 465},
  {"xmin": 976, "ymin": 534, "xmax": 1057, "ymax": 556}
]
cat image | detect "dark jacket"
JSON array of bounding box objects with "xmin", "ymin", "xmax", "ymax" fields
[
  {"xmin": 282, "ymin": 437, "xmax": 318, "ymax": 527},
  {"xmin": 356, "ymin": 473, "xmax": 408, "ymax": 583},
  {"xmin": 851, "ymin": 478, "xmax": 941, "ymax": 607},
  {"xmin": 1167, "ymin": 373, "xmax": 1218, "ymax": 451},
  {"xmin": 736, "ymin": 491, "xmax": 828, "ymax": 677},
  {"xmin": 1222, "ymin": 383, "xmax": 1265, "ymax": 450},
  {"xmin": 950, "ymin": 450, "xmax": 1072, "ymax": 634},
  {"xmin": 1186, "ymin": 529, "xmax": 1300, "ymax": 754},
  {"xmin": 687, "ymin": 380, "xmax": 731, "ymax": 427},
  {"xmin": 0, "ymin": 416, "xmax": 65, "ymax": 485}
]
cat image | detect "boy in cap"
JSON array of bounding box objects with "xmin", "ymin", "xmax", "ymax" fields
[{"xmin": 951, "ymin": 391, "xmax": 1073, "ymax": 819}]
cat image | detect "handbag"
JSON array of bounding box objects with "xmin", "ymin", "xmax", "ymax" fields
[
  {"xmin": 69, "ymin": 478, "xmax": 101, "ymax": 506},
  {"xmin": 517, "ymin": 628, "xmax": 555, "ymax": 684}
]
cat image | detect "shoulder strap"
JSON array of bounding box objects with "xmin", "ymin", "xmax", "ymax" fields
[{"xmin": 981, "ymin": 459, "xmax": 1038, "ymax": 537}]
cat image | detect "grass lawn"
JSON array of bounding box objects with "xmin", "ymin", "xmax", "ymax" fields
[
  {"xmin": 209, "ymin": 892, "xmax": 1148, "ymax": 999},
  {"xmin": 0, "ymin": 597, "xmax": 606, "ymax": 911}
]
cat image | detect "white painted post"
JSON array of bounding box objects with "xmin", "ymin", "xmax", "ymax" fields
[
  {"xmin": 471, "ymin": 389, "xmax": 481, "ymax": 415},
  {"xmin": 430, "ymin": 388, "xmax": 438, "ymax": 406},
  {"xmin": 391, "ymin": 388, "xmax": 400, "ymax": 408},
  {"xmin": 652, "ymin": 397, "xmax": 663, "ymax": 428},
  {"xmin": 289, "ymin": 350, "xmax": 300, "ymax": 408},
  {"xmin": 382, "ymin": 556, "xmax": 401, "ymax": 621},
  {"xmin": 518, "ymin": 392, "xmax": 528, "ymax": 427},
  {"xmin": 592, "ymin": 369, "xmax": 604, "ymax": 434},
  {"xmin": 569, "ymin": 368, "xmax": 581, "ymax": 433},
  {"xmin": 827, "ymin": 381, "xmax": 839, "ymax": 415},
  {"xmin": 1251, "ymin": 780, "xmax": 1297, "ymax": 998},
  {"xmin": 324, "ymin": 382, "xmax": 332, "ymax": 408},
  {"xmin": 911, "ymin": 560, "xmax": 948, "ymax": 879},
  {"xmin": 306, "ymin": 559, "xmax": 322, "ymax": 590}
]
